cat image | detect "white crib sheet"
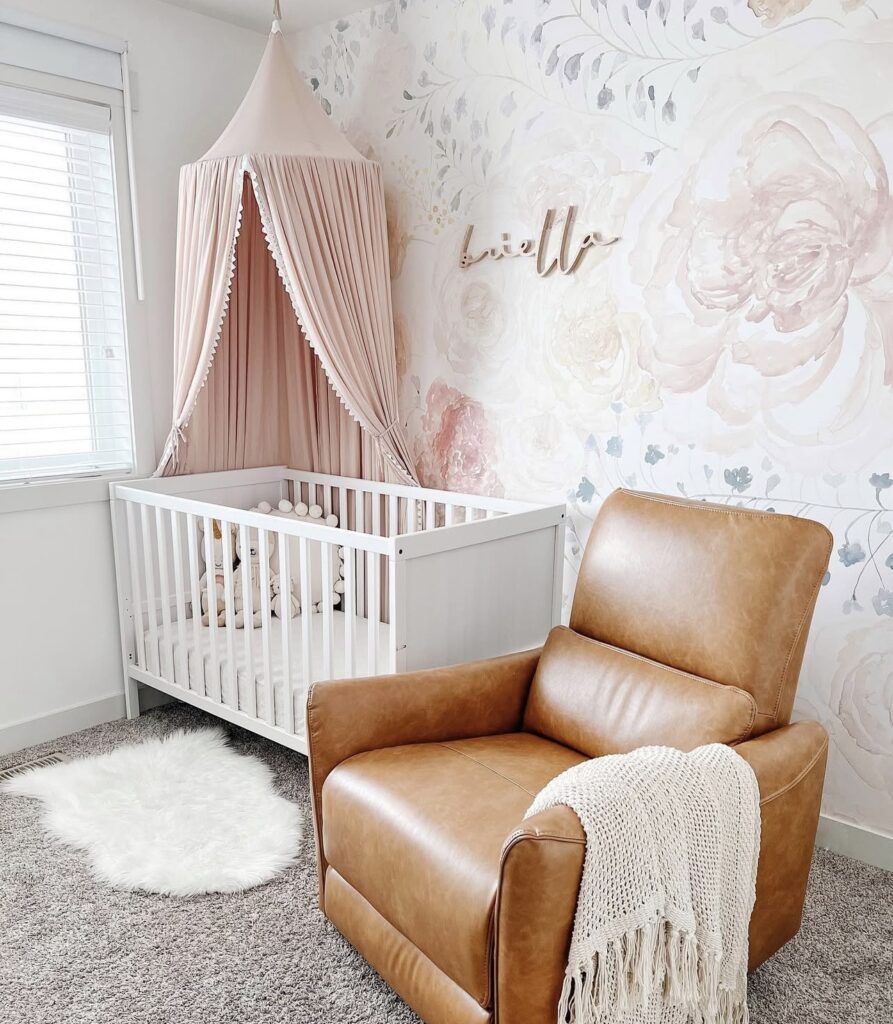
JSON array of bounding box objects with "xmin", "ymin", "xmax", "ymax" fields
[{"xmin": 143, "ymin": 611, "xmax": 391, "ymax": 736}]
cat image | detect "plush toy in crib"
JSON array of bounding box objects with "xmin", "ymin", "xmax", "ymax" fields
[
  {"xmin": 250, "ymin": 498, "xmax": 345, "ymax": 616},
  {"xmin": 233, "ymin": 530, "xmax": 266, "ymax": 629},
  {"xmin": 198, "ymin": 519, "xmax": 237, "ymax": 626}
]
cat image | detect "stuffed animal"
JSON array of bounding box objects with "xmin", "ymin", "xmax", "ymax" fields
[
  {"xmin": 199, "ymin": 519, "xmax": 237, "ymax": 626},
  {"xmin": 233, "ymin": 530, "xmax": 268, "ymax": 629},
  {"xmin": 270, "ymin": 573, "xmax": 299, "ymax": 619}
]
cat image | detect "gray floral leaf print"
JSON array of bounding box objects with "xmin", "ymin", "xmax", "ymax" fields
[
  {"xmin": 691, "ymin": 18, "xmax": 705, "ymax": 40},
  {"xmin": 606, "ymin": 435, "xmax": 623, "ymax": 457},
  {"xmin": 886, "ymin": 554, "xmax": 893, "ymax": 569},
  {"xmin": 645, "ymin": 444, "xmax": 665, "ymax": 465},
  {"xmin": 871, "ymin": 588, "xmax": 893, "ymax": 616},
  {"xmin": 545, "ymin": 45, "xmax": 560, "ymax": 76},
  {"xmin": 724, "ymin": 466, "xmax": 752, "ymax": 492},
  {"xmin": 710, "ymin": 7, "xmax": 728, "ymax": 23},
  {"xmin": 565, "ymin": 53, "xmax": 582, "ymax": 82},
  {"xmin": 576, "ymin": 476, "xmax": 596, "ymax": 503},
  {"xmin": 704, "ymin": 465, "xmax": 714, "ymax": 481},
  {"xmin": 838, "ymin": 541, "xmax": 866, "ymax": 567},
  {"xmin": 766, "ymin": 473, "xmax": 781, "ymax": 495},
  {"xmin": 662, "ymin": 96, "xmax": 676, "ymax": 123},
  {"xmin": 843, "ymin": 598, "xmax": 863, "ymax": 615},
  {"xmin": 597, "ymin": 86, "xmax": 614, "ymax": 109},
  {"xmin": 822, "ymin": 571, "xmax": 831, "ymax": 586},
  {"xmin": 869, "ymin": 472, "xmax": 892, "ymax": 504}
]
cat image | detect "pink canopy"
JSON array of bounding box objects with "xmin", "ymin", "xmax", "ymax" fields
[{"xmin": 155, "ymin": 20, "xmax": 417, "ymax": 484}]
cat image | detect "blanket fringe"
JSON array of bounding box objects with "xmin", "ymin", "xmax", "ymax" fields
[{"xmin": 558, "ymin": 921, "xmax": 749, "ymax": 1024}]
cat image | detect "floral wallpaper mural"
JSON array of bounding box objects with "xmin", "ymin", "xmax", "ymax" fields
[{"xmin": 293, "ymin": 0, "xmax": 893, "ymax": 837}]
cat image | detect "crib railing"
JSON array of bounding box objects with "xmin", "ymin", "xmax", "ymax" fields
[{"xmin": 284, "ymin": 468, "xmax": 522, "ymax": 536}]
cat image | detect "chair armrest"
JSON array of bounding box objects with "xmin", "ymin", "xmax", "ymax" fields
[
  {"xmin": 306, "ymin": 647, "xmax": 542, "ymax": 905},
  {"xmin": 733, "ymin": 720, "xmax": 829, "ymax": 968},
  {"xmin": 494, "ymin": 805, "xmax": 585, "ymax": 1023}
]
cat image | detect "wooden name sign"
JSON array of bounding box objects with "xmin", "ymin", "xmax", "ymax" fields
[{"xmin": 459, "ymin": 205, "xmax": 618, "ymax": 277}]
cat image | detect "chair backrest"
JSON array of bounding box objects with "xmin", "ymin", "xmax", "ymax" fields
[{"xmin": 528, "ymin": 489, "xmax": 832, "ymax": 743}]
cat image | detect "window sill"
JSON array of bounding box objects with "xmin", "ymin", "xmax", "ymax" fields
[{"xmin": 0, "ymin": 470, "xmax": 147, "ymax": 515}]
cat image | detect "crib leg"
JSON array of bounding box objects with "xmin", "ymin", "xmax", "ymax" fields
[{"xmin": 124, "ymin": 677, "xmax": 141, "ymax": 720}]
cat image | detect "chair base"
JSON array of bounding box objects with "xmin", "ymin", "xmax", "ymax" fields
[{"xmin": 324, "ymin": 868, "xmax": 491, "ymax": 1024}]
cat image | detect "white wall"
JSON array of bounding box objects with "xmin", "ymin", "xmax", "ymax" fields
[{"xmin": 0, "ymin": 0, "xmax": 264, "ymax": 752}]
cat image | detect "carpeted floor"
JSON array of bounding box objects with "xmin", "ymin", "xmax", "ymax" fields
[{"xmin": 1, "ymin": 704, "xmax": 890, "ymax": 1024}]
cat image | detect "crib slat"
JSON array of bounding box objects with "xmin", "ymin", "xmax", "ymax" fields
[
  {"xmin": 388, "ymin": 495, "xmax": 397, "ymax": 538},
  {"xmin": 354, "ymin": 491, "xmax": 365, "ymax": 616},
  {"xmin": 406, "ymin": 498, "xmax": 416, "ymax": 533},
  {"xmin": 125, "ymin": 502, "xmax": 146, "ymax": 670},
  {"xmin": 155, "ymin": 506, "xmax": 174, "ymax": 681},
  {"xmin": 299, "ymin": 537, "xmax": 312, "ymax": 716},
  {"xmin": 372, "ymin": 494, "xmax": 381, "ymax": 539},
  {"xmin": 186, "ymin": 514, "xmax": 204, "ymax": 694},
  {"xmin": 338, "ymin": 486, "xmax": 347, "ymax": 530},
  {"xmin": 367, "ymin": 548, "xmax": 379, "ymax": 675},
  {"xmin": 445, "ymin": 503, "xmax": 455, "ymax": 527},
  {"xmin": 170, "ymin": 511, "xmax": 189, "ymax": 689},
  {"xmin": 278, "ymin": 530, "xmax": 294, "ymax": 734},
  {"xmin": 221, "ymin": 519, "xmax": 238, "ymax": 709},
  {"xmin": 344, "ymin": 542, "xmax": 355, "ymax": 676},
  {"xmin": 238, "ymin": 525, "xmax": 256, "ymax": 718},
  {"xmin": 202, "ymin": 516, "xmax": 222, "ymax": 703},
  {"xmin": 259, "ymin": 528, "xmax": 275, "ymax": 726},
  {"xmin": 140, "ymin": 504, "xmax": 159, "ymax": 676},
  {"xmin": 425, "ymin": 500, "xmax": 435, "ymax": 531},
  {"xmin": 321, "ymin": 540, "xmax": 333, "ymax": 681}
]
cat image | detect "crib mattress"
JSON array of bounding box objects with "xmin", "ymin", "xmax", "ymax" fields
[{"xmin": 143, "ymin": 611, "xmax": 391, "ymax": 736}]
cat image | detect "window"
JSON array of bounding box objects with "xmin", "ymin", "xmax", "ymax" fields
[{"xmin": 0, "ymin": 83, "xmax": 134, "ymax": 484}]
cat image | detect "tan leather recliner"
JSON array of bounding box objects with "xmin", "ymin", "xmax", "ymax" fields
[{"xmin": 308, "ymin": 490, "xmax": 833, "ymax": 1024}]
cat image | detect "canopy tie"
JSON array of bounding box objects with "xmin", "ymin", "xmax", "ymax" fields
[
  {"xmin": 373, "ymin": 418, "xmax": 399, "ymax": 440},
  {"xmin": 273, "ymin": 0, "xmax": 282, "ymax": 19}
]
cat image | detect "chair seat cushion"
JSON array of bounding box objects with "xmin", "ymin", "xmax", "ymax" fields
[{"xmin": 321, "ymin": 731, "xmax": 585, "ymax": 1006}]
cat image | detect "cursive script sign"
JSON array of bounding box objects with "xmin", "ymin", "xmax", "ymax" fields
[{"xmin": 458, "ymin": 205, "xmax": 618, "ymax": 276}]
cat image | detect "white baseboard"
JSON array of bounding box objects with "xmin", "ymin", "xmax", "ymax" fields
[
  {"xmin": 0, "ymin": 685, "xmax": 172, "ymax": 757},
  {"xmin": 0, "ymin": 692, "xmax": 125, "ymax": 756},
  {"xmin": 816, "ymin": 813, "xmax": 893, "ymax": 872}
]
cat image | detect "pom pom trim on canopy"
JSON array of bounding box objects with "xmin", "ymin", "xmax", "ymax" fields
[{"xmin": 156, "ymin": 23, "xmax": 417, "ymax": 485}]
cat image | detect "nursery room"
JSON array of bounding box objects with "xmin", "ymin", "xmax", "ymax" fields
[{"xmin": 0, "ymin": 0, "xmax": 890, "ymax": 1021}]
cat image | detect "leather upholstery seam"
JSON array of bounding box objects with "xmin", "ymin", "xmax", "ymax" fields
[
  {"xmin": 437, "ymin": 742, "xmax": 538, "ymax": 796},
  {"xmin": 770, "ymin": 533, "xmax": 833, "ymax": 720},
  {"xmin": 620, "ymin": 489, "xmax": 828, "ymax": 528},
  {"xmin": 758, "ymin": 737, "xmax": 828, "ymax": 807},
  {"xmin": 549, "ymin": 626, "xmax": 758, "ymax": 739}
]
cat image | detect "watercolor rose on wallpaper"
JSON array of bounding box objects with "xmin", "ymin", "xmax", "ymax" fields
[
  {"xmin": 537, "ymin": 281, "xmax": 659, "ymax": 429},
  {"xmin": 414, "ymin": 378, "xmax": 504, "ymax": 496},
  {"xmin": 632, "ymin": 86, "xmax": 893, "ymax": 469},
  {"xmin": 804, "ymin": 618, "xmax": 893, "ymax": 826}
]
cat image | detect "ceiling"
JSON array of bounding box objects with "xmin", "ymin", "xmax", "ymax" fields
[{"xmin": 160, "ymin": 0, "xmax": 373, "ymax": 34}]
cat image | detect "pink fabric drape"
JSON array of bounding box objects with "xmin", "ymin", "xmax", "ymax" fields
[
  {"xmin": 177, "ymin": 181, "xmax": 375, "ymax": 478},
  {"xmin": 156, "ymin": 154, "xmax": 416, "ymax": 485}
]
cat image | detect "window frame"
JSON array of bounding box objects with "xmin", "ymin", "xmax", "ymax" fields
[{"xmin": 0, "ymin": 62, "xmax": 153, "ymax": 513}]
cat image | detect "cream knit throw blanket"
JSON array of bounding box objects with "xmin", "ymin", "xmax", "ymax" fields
[{"xmin": 526, "ymin": 744, "xmax": 760, "ymax": 1024}]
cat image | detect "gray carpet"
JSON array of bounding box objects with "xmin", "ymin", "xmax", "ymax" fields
[{"xmin": 1, "ymin": 704, "xmax": 890, "ymax": 1024}]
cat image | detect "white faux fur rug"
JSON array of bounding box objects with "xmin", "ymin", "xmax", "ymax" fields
[{"xmin": 2, "ymin": 729, "xmax": 301, "ymax": 895}]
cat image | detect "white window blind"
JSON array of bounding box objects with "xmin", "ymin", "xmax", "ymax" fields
[{"xmin": 0, "ymin": 83, "xmax": 134, "ymax": 484}]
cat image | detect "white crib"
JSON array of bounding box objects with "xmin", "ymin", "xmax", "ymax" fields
[{"xmin": 109, "ymin": 466, "xmax": 565, "ymax": 754}]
